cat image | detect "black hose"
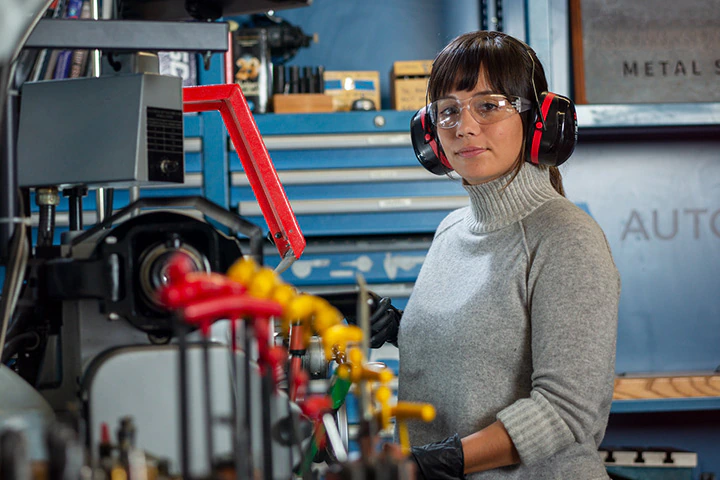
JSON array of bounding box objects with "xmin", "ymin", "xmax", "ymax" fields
[{"xmin": 1, "ymin": 331, "xmax": 39, "ymax": 364}]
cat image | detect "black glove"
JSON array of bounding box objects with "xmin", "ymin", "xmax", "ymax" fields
[
  {"xmin": 318, "ymin": 290, "xmax": 402, "ymax": 348},
  {"xmin": 411, "ymin": 433, "xmax": 466, "ymax": 480},
  {"xmin": 365, "ymin": 294, "xmax": 401, "ymax": 348}
]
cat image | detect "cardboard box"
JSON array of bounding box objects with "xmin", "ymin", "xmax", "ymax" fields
[
  {"xmin": 391, "ymin": 60, "xmax": 432, "ymax": 111},
  {"xmin": 323, "ymin": 71, "xmax": 381, "ymax": 111}
]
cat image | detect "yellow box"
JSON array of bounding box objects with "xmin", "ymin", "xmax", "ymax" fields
[
  {"xmin": 323, "ymin": 71, "xmax": 381, "ymax": 111},
  {"xmin": 391, "ymin": 60, "xmax": 432, "ymax": 111}
]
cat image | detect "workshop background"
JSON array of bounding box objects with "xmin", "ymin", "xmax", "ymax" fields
[{"xmin": 2, "ymin": 0, "xmax": 719, "ymax": 478}]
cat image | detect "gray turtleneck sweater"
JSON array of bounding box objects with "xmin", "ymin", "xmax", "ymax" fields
[{"xmin": 398, "ymin": 163, "xmax": 620, "ymax": 479}]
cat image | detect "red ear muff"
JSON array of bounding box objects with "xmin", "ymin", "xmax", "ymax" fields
[
  {"xmin": 527, "ymin": 92, "xmax": 578, "ymax": 167},
  {"xmin": 411, "ymin": 106, "xmax": 453, "ymax": 175}
]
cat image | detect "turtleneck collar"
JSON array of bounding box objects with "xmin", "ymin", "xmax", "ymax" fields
[{"xmin": 462, "ymin": 162, "xmax": 561, "ymax": 233}]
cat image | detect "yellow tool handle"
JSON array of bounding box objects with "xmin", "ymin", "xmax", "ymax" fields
[{"xmin": 392, "ymin": 402, "xmax": 436, "ymax": 422}]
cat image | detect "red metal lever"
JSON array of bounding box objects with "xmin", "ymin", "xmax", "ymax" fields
[
  {"xmin": 182, "ymin": 294, "xmax": 284, "ymax": 325},
  {"xmin": 182, "ymin": 84, "xmax": 306, "ymax": 261}
]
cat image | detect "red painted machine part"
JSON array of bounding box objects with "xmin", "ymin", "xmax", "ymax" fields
[{"xmin": 182, "ymin": 84, "xmax": 306, "ymax": 261}]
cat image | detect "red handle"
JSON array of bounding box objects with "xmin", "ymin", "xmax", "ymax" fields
[{"xmin": 182, "ymin": 84, "xmax": 306, "ymax": 261}]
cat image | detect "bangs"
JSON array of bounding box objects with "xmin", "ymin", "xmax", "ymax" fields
[{"xmin": 428, "ymin": 32, "xmax": 542, "ymax": 104}]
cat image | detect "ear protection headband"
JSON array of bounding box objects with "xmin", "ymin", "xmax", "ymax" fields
[{"xmin": 411, "ymin": 50, "xmax": 578, "ymax": 175}]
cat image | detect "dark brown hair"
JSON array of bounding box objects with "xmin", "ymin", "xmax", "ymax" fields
[{"xmin": 428, "ymin": 31, "xmax": 565, "ymax": 196}]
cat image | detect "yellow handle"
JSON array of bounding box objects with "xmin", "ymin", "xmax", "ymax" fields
[
  {"xmin": 397, "ymin": 421, "xmax": 411, "ymax": 456},
  {"xmin": 323, "ymin": 325, "xmax": 363, "ymax": 360},
  {"xmin": 247, "ymin": 267, "xmax": 279, "ymax": 299},
  {"xmin": 392, "ymin": 402, "xmax": 436, "ymax": 422},
  {"xmin": 226, "ymin": 256, "xmax": 258, "ymax": 285}
]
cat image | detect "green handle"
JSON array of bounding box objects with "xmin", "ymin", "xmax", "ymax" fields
[{"xmin": 299, "ymin": 373, "xmax": 353, "ymax": 474}]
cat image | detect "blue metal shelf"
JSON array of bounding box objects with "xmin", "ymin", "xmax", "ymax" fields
[
  {"xmin": 250, "ymin": 103, "xmax": 720, "ymax": 136},
  {"xmin": 254, "ymin": 110, "xmax": 414, "ymax": 135},
  {"xmin": 611, "ymin": 397, "xmax": 720, "ymax": 414},
  {"xmin": 229, "ymin": 147, "xmax": 419, "ymax": 171},
  {"xmin": 576, "ymin": 103, "xmax": 720, "ymax": 128}
]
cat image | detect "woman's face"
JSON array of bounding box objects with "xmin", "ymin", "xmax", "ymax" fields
[{"xmin": 435, "ymin": 70, "xmax": 524, "ymax": 185}]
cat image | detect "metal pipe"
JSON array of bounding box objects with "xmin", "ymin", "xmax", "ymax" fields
[
  {"xmin": 89, "ymin": 0, "xmax": 114, "ymax": 226},
  {"xmin": 229, "ymin": 319, "xmax": 249, "ymax": 480},
  {"xmin": 176, "ymin": 321, "xmax": 191, "ymax": 479},
  {"xmin": 261, "ymin": 368, "xmax": 274, "ymax": 480},
  {"xmin": 202, "ymin": 335, "xmax": 215, "ymax": 471},
  {"xmin": 0, "ymin": 87, "xmax": 19, "ymax": 264},
  {"xmin": 90, "ymin": 0, "xmax": 101, "ymax": 76},
  {"xmin": 95, "ymin": 189, "xmax": 106, "ymax": 224},
  {"xmin": 243, "ymin": 321, "xmax": 255, "ymax": 479}
]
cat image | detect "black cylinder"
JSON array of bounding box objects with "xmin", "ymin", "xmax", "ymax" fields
[
  {"xmin": 303, "ymin": 66, "xmax": 314, "ymax": 93},
  {"xmin": 315, "ymin": 65, "xmax": 325, "ymax": 93},
  {"xmin": 288, "ymin": 66, "xmax": 300, "ymax": 94},
  {"xmin": 37, "ymin": 204, "xmax": 55, "ymax": 247},
  {"xmin": 272, "ymin": 64, "xmax": 285, "ymax": 95},
  {"xmin": 64, "ymin": 186, "xmax": 87, "ymax": 231}
]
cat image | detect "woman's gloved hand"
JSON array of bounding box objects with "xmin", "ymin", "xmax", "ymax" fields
[
  {"xmin": 411, "ymin": 433, "xmax": 466, "ymax": 480},
  {"xmin": 364, "ymin": 293, "xmax": 402, "ymax": 348},
  {"xmin": 320, "ymin": 290, "xmax": 402, "ymax": 348}
]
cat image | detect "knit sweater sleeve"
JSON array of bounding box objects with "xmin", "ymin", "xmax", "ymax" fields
[{"xmin": 496, "ymin": 202, "xmax": 621, "ymax": 465}]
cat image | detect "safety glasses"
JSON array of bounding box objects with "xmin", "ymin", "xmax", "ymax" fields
[{"xmin": 429, "ymin": 93, "xmax": 533, "ymax": 129}]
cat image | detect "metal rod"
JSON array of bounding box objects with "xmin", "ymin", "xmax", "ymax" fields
[
  {"xmin": 90, "ymin": 0, "xmax": 111, "ymax": 227},
  {"xmin": 68, "ymin": 193, "xmax": 82, "ymax": 231},
  {"xmin": 89, "ymin": 0, "xmax": 101, "ymax": 76},
  {"xmin": 176, "ymin": 321, "xmax": 190, "ymax": 479},
  {"xmin": 202, "ymin": 335, "xmax": 215, "ymax": 473},
  {"xmin": 229, "ymin": 319, "xmax": 249, "ymax": 480},
  {"xmin": 243, "ymin": 320, "xmax": 255, "ymax": 479},
  {"xmin": 64, "ymin": 187, "xmax": 87, "ymax": 231},
  {"xmin": 95, "ymin": 189, "xmax": 105, "ymax": 224},
  {"xmin": 129, "ymin": 186, "xmax": 139, "ymax": 218},
  {"xmin": 129, "ymin": 186, "xmax": 140, "ymax": 203},
  {"xmin": 0, "ymin": 87, "xmax": 19, "ymax": 264},
  {"xmin": 322, "ymin": 413, "xmax": 347, "ymax": 462},
  {"xmin": 355, "ymin": 273, "xmax": 375, "ymax": 459},
  {"xmin": 36, "ymin": 204, "xmax": 55, "ymax": 246},
  {"xmin": 261, "ymin": 368, "xmax": 274, "ymax": 480}
]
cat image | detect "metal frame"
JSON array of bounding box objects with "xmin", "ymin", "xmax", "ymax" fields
[
  {"xmin": 183, "ymin": 83, "xmax": 306, "ymax": 262},
  {"xmin": 25, "ymin": 19, "xmax": 228, "ymax": 52}
]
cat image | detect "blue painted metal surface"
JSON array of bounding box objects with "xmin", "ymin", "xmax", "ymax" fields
[
  {"xmin": 238, "ymin": 211, "xmax": 453, "ymax": 238},
  {"xmin": 611, "ymin": 398, "xmax": 720, "ymax": 414},
  {"xmin": 184, "ymin": 113, "xmax": 202, "ymax": 137},
  {"xmin": 249, "ymin": 0, "xmax": 446, "ymax": 110},
  {"xmin": 265, "ymin": 249, "xmax": 427, "ymax": 286},
  {"xmin": 564, "ymin": 140, "xmax": 720, "ymax": 374},
  {"xmin": 230, "ymin": 146, "xmax": 419, "ymax": 170},
  {"xmin": 230, "ymin": 181, "xmax": 464, "ymax": 202},
  {"xmin": 254, "ymin": 110, "xmax": 414, "ymax": 134}
]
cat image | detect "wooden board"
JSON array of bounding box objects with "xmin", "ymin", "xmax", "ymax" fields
[
  {"xmin": 272, "ymin": 93, "xmax": 334, "ymax": 114},
  {"xmin": 613, "ymin": 374, "xmax": 720, "ymax": 400}
]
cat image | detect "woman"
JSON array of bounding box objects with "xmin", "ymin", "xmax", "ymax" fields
[{"xmin": 376, "ymin": 31, "xmax": 620, "ymax": 479}]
